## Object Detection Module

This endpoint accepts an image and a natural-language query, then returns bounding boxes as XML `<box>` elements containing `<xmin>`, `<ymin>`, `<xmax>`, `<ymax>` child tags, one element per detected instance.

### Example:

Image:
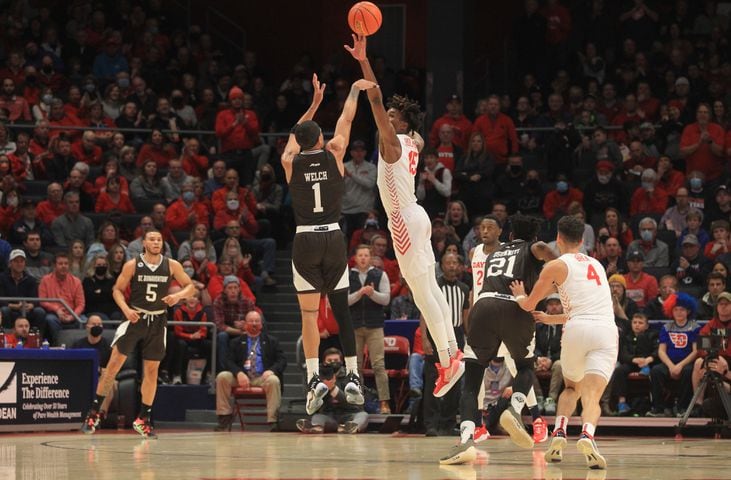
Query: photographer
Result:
<box><xmin>296</xmin><ymin>348</ymin><xmax>368</xmax><ymax>434</ymax></box>
<box><xmin>689</xmin><ymin>292</ymin><xmax>731</xmax><ymax>417</ymax></box>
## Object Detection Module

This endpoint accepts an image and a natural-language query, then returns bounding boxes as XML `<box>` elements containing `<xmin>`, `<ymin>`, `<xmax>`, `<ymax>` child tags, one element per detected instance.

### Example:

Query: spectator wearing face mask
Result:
<box><xmin>629</xmin><ymin>168</ymin><xmax>668</xmax><ymax>216</ymax></box>
<box><xmin>72</xmin><ymin>315</ymin><xmax>115</xmax><ymax>418</ymax></box>
<box><xmin>686</xmin><ymin>171</ymin><xmax>708</xmax><ymax>213</ymax></box>
<box><xmin>82</xmin><ymin>253</ymin><xmax>121</xmax><ymax>320</ymax></box>
<box><xmin>627</xmin><ymin>217</ymin><xmax>669</xmax><ymax>267</ymax></box>
<box><xmin>542</xmin><ymin>174</ymin><xmax>583</xmax><ymax>220</ymax></box>
<box><xmin>582</xmin><ymin>160</ymin><xmax>626</xmax><ymax>224</ymax></box>
<box><xmin>165</xmin><ymin>181</ymin><xmax>210</xmax><ymax>231</ymax></box>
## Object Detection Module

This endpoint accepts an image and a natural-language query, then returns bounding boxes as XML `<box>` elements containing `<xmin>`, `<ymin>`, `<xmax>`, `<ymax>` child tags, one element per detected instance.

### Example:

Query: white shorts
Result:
<box><xmin>389</xmin><ymin>203</ymin><xmax>434</xmax><ymax>280</ymax></box>
<box><xmin>560</xmin><ymin>321</ymin><xmax>618</xmax><ymax>383</ymax></box>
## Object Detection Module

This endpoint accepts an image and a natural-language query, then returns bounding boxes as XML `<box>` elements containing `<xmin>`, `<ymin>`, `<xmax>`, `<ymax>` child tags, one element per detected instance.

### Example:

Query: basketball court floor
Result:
<box><xmin>2</xmin><ymin>430</ymin><xmax>729</xmax><ymax>480</ymax></box>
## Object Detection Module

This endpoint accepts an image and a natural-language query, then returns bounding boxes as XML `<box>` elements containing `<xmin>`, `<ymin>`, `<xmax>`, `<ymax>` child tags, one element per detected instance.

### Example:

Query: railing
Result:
<box><xmin>0</xmin><ymin>296</ymin><xmax>82</xmax><ymax>325</ymax></box>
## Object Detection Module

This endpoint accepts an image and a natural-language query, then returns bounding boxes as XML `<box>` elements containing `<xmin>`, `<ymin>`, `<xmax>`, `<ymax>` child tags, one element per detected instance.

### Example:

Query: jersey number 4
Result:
<box><xmin>311</xmin><ymin>182</ymin><xmax>323</xmax><ymax>213</ymax></box>
<box><xmin>586</xmin><ymin>264</ymin><xmax>602</xmax><ymax>286</ymax></box>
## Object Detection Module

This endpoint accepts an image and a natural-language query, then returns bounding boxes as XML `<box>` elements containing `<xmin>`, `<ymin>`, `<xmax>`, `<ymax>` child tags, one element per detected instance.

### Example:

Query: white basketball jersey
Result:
<box><xmin>556</xmin><ymin>253</ymin><xmax>614</xmax><ymax>325</ymax></box>
<box><xmin>377</xmin><ymin>134</ymin><xmax>420</xmax><ymax>214</ymax></box>
<box><xmin>471</xmin><ymin>245</ymin><xmax>489</xmax><ymax>305</ymax></box>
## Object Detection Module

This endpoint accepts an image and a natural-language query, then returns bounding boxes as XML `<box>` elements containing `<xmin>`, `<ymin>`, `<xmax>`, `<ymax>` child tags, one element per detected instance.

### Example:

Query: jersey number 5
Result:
<box><xmin>311</xmin><ymin>182</ymin><xmax>323</xmax><ymax>213</ymax></box>
<box><xmin>408</xmin><ymin>150</ymin><xmax>418</xmax><ymax>175</ymax></box>
<box><xmin>586</xmin><ymin>264</ymin><xmax>602</xmax><ymax>286</ymax></box>
<box><xmin>146</xmin><ymin>284</ymin><xmax>158</xmax><ymax>302</ymax></box>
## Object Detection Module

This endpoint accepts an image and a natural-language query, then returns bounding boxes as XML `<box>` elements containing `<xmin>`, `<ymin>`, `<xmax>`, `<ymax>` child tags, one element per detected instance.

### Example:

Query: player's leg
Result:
<box><xmin>439</xmin><ymin>360</ymin><xmax>484</xmax><ymax>465</ymax></box>
<box><xmin>426</xmin><ymin>273</ymin><xmax>459</xmax><ymax>357</ymax></box>
<box><xmin>328</xmin><ymin>286</ymin><xmax>364</xmax><ymax>404</ymax></box>
<box><xmin>296</xmin><ymin>291</ymin><xmax>330</xmax><ymax>414</ymax></box>
<box><xmin>501</xmin><ymin>342</ymin><xmax>545</xmax><ymax>441</ymax></box>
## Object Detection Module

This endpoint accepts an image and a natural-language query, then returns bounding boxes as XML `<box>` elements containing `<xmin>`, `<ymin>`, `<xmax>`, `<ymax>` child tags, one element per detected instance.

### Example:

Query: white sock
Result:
<box><xmin>582</xmin><ymin>422</ymin><xmax>596</xmax><ymax>437</ymax></box>
<box><xmin>448</xmin><ymin>339</ymin><xmax>459</xmax><ymax>359</ymax></box>
<box><xmin>555</xmin><ymin>415</ymin><xmax>569</xmax><ymax>432</ymax></box>
<box><xmin>344</xmin><ymin>356</ymin><xmax>358</xmax><ymax>375</ymax></box>
<box><xmin>305</xmin><ymin>358</ymin><xmax>319</xmax><ymax>381</ymax></box>
<box><xmin>526</xmin><ymin>387</ymin><xmax>538</xmax><ymax>408</ymax></box>
<box><xmin>436</xmin><ymin>348</ymin><xmax>450</xmax><ymax>367</ymax></box>
<box><xmin>460</xmin><ymin>420</ymin><xmax>475</xmax><ymax>443</ymax></box>
<box><xmin>511</xmin><ymin>392</ymin><xmax>527</xmax><ymax>413</ymax></box>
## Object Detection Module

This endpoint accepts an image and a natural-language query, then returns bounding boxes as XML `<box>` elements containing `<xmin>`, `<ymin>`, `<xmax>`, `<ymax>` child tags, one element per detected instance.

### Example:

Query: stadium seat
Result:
<box><xmin>232</xmin><ymin>386</ymin><xmax>267</xmax><ymax>430</ymax></box>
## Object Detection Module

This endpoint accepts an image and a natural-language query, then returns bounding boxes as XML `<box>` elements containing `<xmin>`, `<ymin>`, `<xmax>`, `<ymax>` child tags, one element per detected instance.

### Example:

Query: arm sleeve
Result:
<box><xmin>370</xmin><ymin>273</ymin><xmax>391</xmax><ymax>306</ymax></box>
<box><xmin>434</xmin><ymin>168</ymin><xmax>452</xmax><ymax>197</ymax></box>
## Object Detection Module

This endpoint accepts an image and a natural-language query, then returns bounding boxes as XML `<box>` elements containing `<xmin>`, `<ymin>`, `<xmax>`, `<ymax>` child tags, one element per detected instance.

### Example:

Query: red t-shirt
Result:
<box><xmin>680</xmin><ymin>122</ymin><xmax>726</xmax><ymax>180</ymax></box>
<box><xmin>623</xmin><ymin>273</ymin><xmax>658</xmax><ymax>308</ymax></box>
<box><xmin>472</xmin><ymin>113</ymin><xmax>519</xmax><ymax>163</ymax></box>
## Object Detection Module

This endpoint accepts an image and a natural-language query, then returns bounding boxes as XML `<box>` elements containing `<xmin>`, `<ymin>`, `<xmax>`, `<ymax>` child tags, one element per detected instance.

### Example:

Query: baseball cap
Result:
<box><xmin>447</xmin><ymin>93</ymin><xmax>461</xmax><ymax>103</ymax></box>
<box><xmin>716</xmin><ymin>184</ymin><xmax>729</xmax><ymax>194</ymax></box>
<box><xmin>350</xmin><ymin>140</ymin><xmax>366</xmax><ymax>150</ymax></box>
<box><xmin>626</xmin><ymin>250</ymin><xmax>644</xmax><ymax>262</ymax></box>
<box><xmin>545</xmin><ymin>293</ymin><xmax>561</xmax><ymax>303</ymax></box>
<box><xmin>681</xmin><ymin>234</ymin><xmax>700</xmax><ymax>246</ymax></box>
<box><xmin>223</xmin><ymin>275</ymin><xmax>239</xmax><ymax>287</ymax></box>
<box><xmin>595</xmin><ymin>160</ymin><xmax>615</xmax><ymax>172</ymax></box>
<box><xmin>675</xmin><ymin>77</ymin><xmax>690</xmax><ymax>86</ymax></box>
<box><xmin>9</xmin><ymin>249</ymin><xmax>26</xmax><ymax>261</ymax></box>
<box><xmin>717</xmin><ymin>292</ymin><xmax>731</xmax><ymax>303</ymax></box>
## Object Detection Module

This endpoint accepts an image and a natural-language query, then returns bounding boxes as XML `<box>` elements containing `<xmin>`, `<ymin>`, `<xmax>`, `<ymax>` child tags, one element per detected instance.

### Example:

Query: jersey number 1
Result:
<box><xmin>586</xmin><ymin>265</ymin><xmax>602</xmax><ymax>286</ymax></box>
<box><xmin>311</xmin><ymin>182</ymin><xmax>323</xmax><ymax>213</ymax></box>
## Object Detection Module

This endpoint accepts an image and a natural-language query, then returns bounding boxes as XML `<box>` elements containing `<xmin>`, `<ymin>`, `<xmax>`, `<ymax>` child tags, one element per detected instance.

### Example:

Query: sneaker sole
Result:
<box><xmin>577</xmin><ymin>438</ymin><xmax>607</xmax><ymax>470</ymax></box>
<box><xmin>433</xmin><ymin>361</ymin><xmax>465</xmax><ymax>398</ymax></box>
<box><xmin>345</xmin><ymin>383</ymin><xmax>365</xmax><ymax>405</ymax></box>
<box><xmin>533</xmin><ymin>430</ymin><xmax>548</xmax><ymax>444</ymax></box>
<box><xmin>439</xmin><ymin>445</ymin><xmax>477</xmax><ymax>465</ymax></box>
<box><xmin>544</xmin><ymin>436</ymin><xmax>566</xmax><ymax>463</ymax></box>
<box><xmin>306</xmin><ymin>384</ymin><xmax>329</xmax><ymax>415</ymax></box>
<box><xmin>499</xmin><ymin>409</ymin><xmax>534</xmax><ymax>449</ymax></box>
<box><xmin>132</xmin><ymin>426</ymin><xmax>157</xmax><ymax>439</ymax></box>
<box><xmin>474</xmin><ymin>432</ymin><xmax>490</xmax><ymax>443</ymax></box>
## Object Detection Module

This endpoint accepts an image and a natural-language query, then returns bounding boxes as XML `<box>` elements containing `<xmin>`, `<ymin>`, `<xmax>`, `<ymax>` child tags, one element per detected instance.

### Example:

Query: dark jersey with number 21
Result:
<box><xmin>129</xmin><ymin>255</ymin><xmax>173</xmax><ymax>311</ymax></box>
<box><xmin>289</xmin><ymin>149</ymin><xmax>343</xmax><ymax>226</ymax></box>
<box><xmin>479</xmin><ymin>240</ymin><xmax>543</xmax><ymax>297</ymax></box>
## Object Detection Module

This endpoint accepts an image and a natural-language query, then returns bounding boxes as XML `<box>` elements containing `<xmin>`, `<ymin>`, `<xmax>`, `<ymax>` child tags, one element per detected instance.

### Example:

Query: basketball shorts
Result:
<box><xmin>560</xmin><ymin>320</ymin><xmax>618</xmax><ymax>383</ymax></box>
<box><xmin>291</xmin><ymin>227</ymin><xmax>349</xmax><ymax>294</ymax></box>
<box><xmin>111</xmin><ymin>309</ymin><xmax>168</xmax><ymax>361</ymax></box>
<box><xmin>389</xmin><ymin>203</ymin><xmax>434</xmax><ymax>280</ymax></box>
<box><xmin>463</xmin><ymin>293</ymin><xmax>536</xmax><ymax>367</ymax></box>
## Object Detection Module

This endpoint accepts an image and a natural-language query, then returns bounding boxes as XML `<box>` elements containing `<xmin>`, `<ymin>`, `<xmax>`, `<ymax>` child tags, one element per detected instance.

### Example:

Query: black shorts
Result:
<box><xmin>111</xmin><ymin>312</ymin><xmax>168</xmax><ymax>361</ymax></box>
<box><xmin>291</xmin><ymin>230</ymin><xmax>349</xmax><ymax>294</ymax></box>
<box><xmin>465</xmin><ymin>297</ymin><xmax>536</xmax><ymax>367</ymax></box>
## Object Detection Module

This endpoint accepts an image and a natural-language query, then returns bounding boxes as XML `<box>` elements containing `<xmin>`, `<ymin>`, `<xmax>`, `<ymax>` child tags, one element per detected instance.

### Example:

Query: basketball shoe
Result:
<box><xmin>306</xmin><ymin>374</ymin><xmax>329</xmax><ymax>415</ymax></box>
<box><xmin>533</xmin><ymin>417</ymin><xmax>548</xmax><ymax>443</ymax></box>
<box><xmin>81</xmin><ymin>411</ymin><xmax>100</xmax><ymax>434</ymax></box>
<box><xmin>499</xmin><ymin>405</ymin><xmax>534</xmax><ymax>449</ymax></box>
<box><xmin>577</xmin><ymin>431</ymin><xmax>607</xmax><ymax>470</ymax></box>
<box><xmin>133</xmin><ymin>417</ymin><xmax>157</xmax><ymax>439</ymax></box>
<box><xmin>439</xmin><ymin>439</ymin><xmax>477</xmax><ymax>465</ymax></box>
<box><xmin>434</xmin><ymin>356</ymin><xmax>465</xmax><ymax>397</ymax></box>
<box><xmin>344</xmin><ymin>372</ymin><xmax>364</xmax><ymax>405</ymax></box>
<box><xmin>296</xmin><ymin>419</ymin><xmax>324</xmax><ymax>434</ymax></box>
<box><xmin>544</xmin><ymin>428</ymin><xmax>567</xmax><ymax>463</ymax></box>
<box><xmin>473</xmin><ymin>424</ymin><xmax>490</xmax><ymax>443</ymax></box>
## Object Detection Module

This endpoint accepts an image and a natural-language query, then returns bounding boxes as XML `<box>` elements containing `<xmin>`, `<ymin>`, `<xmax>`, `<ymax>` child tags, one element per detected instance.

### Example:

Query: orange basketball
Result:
<box><xmin>348</xmin><ymin>2</ymin><xmax>382</xmax><ymax>36</ymax></box>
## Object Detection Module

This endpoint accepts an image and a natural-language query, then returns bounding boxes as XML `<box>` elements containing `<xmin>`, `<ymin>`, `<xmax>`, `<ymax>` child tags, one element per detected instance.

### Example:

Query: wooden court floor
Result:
<box><xmin>1</xmin><ymin>430</ymin><xmax>729</xmax><ymax>480</ymax></box>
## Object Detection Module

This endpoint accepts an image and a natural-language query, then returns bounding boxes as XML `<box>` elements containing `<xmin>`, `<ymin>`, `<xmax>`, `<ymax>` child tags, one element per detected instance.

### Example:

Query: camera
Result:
<box><xmin>697</xmin><ymin>328</ymin><xmax>730</xmax><ymax>361</ymax></box>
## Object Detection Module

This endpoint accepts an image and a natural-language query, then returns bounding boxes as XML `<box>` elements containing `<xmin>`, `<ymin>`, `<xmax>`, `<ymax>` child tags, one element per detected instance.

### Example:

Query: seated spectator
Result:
<box><xmin>535</xmin><ymin>294</ymin><xmax>564</xmax><ymax>416</ymax></box>
<box><xmin>624</xmin><ymin>140</ymin><xmax>657</xmax><ymax>176</ymax></box>
<box><xmin>677</xmin><ymin>209</ymin><xmax>709</xmax><ymax>249</ymax></box>
<box><xmin>416</xmin><ymin>147</ymin><xmax>452</xmax><ymax>220</ymax></box>
<box><xmin>348</xmin><ymin>212</ymin><xmax>388</xmax><ymax>252</ymax></box>
<box><xmin>135</xmin><ymin>129</ymin><xmax>176</xmax><ymax>169</ymax></box>
<box><xmin>68</xmin><ymin>240</ymin><xmax>87</xmax><ymax>279</ymax></box>
<box><xmin>214</xmin><ymin>310</ymin><xmax>285</xmax><ymax>431</ymax></box>
<box><xmin>22</xmin><ymin>231</ymin><xmax>54</xmax><ymax>281</ymax></box>
<box><xmin>95</xmin><ymin>156</ymin><xmax>130</xmax><ymax>195</ymax></box>
<box><xmin>543</xmin><ymin>174</ymin><xmax>583</xmax><ymax>221</ymax></box>
<box><xmin>603</xmin><ymin>207</ymin><xmax>634</xmax><ymax>249</ymax></box>
<box><xmin>147</xmin><ymin>203</ymin><xmax>180</xmax><ymax>250</ymax></box>
<box><xmin>8</xmin><ymin>199</ymin><xmax>53</xmax><ymax>247</ymax></box>
<box><xmin>160</xmin><ymin>158</ymin><xmax>192</xmax><ymax>204</ymax></box>
<box><xmin>672</xmin><ymin>234</ymin><xmax>712</xmax><ymax>298</ymax></box>
<box><xmin>478</xmin><ymin>357</ymin><xmax>514</xmax><ymax>435</ymax></box>
<box><xmin>611</xmin><ymin>313</ymin><xmax>658</xmax><ymax>416</ymax></box>
<box><xmin>623</xmin><ymin>251</ymin><xmax>658</xmax><ymax>309</ymax></box>
<box><xmin>583</xmin><ymin>160</ymin><xmax>626</xmax><ymax>225</ymax></box>
<box><xmin>206</xmin><ymin>256</ymin><xmax>256</xmax><ymax>306</ymax></box>
<box><xmin>118</xmin><ymin>145</ymin><xmax>138</xmax><ymax>182</ymax></box>
<box><xmin>0</xmin><ymin>185</ymin><xmax>21</xmax><ymax>235</ymax></box>
<box><xmin>36</xmin><ymin>182</ymin><xmax>65</xmax><ymax>226</ymax></box>
<box><xmin>166</xmin><ymin>182</ymin><xmax>210</xmax><ymax>231</ymax></box>
<box><xmin>648</xmin><ymin>293</ymin><xmax>700</xmax><ymax>417</ymax></box>
<box><xmin>64</xmin><ymin>165</ymin><xmax>96</xmax><ymax>211</ymax></box>
<box><xmin>568</xmin><ymin>203</ymin><xmax>595</xmax><ymax>254</ymax></box>
<box><xmin>697</xmin><ymin>272</ymin><xmax>726</xmax><ymax>320</ymax></box>
<box><xmin>51</xmin><ymin>191</ymin><xmax>94</xmax><ymax>248</ymax></box>
<box><xmin>203</xmin><ymin>159</ymin><xmax>227</xmax><ymax>198</ymax></box>
<box><xmin>211</xmin><ymin>169</ymin><xmax>258</xmax><ymax>214</ymax></box>
<box><xmin>171</xmin><ymin>291</ymin><xmax>212</xmax><ymax>384</ymax></box>
<box><xmin>188</xmin><ymin>238</ymin><xmax>218</xmax><ymax>285</ymax></box>
<box><xmin>315</xmin><ymin>294</ymin><xmax>341</xmax><ymax>357</ymax></box>
<box><xmin>82</xmin><ymin>254</ymin><xmax>121</xmax><ymax>320</ymax></box>
<box><xmin>85</xmin><ymin>221</ymin><xmax>126</xmax><ymax>264</ymax></box>
<box><xmin>129</xmin><ymin>158</ymin><xmax>167</xmax><ymax>205</ymax></box>
<box><xmin>177</xmin><ymin>223</ymin><xmax>216</xmax><ymax>263</ymax></box>
<box><xmin>704</xmin><ymin>220</ymin><xmax>731</xmax><ymax>261</ymax></box>
<box><xmin>213</xmin><ymin>275</ymin><xmax>257</xmax><ymax>370</ymax></box>
<box><xmin>0</xmin><ymin>249</ymin><xmax>47</xmax><ymax>336</ymax></box>
<box><xmin>656</xmin><ymin>155</ymin><xmax>685</xmax><ymax>200</ymax></box>
<box><xmin>627</xmin><ymin>217</ymin><xmax>669</xmax><ymax>267</ymax></box>
<box><xmin>341</xmin><ymin>140</ymin><xmax>377</xmax><ymax>239</ymax></box>
<box><xmin>2</xmin><ymin>316</ymin><xmax>33</xmax><ymax>348</ymax></box>
<box><xmin>9</xmin><ymin>132</ymin><xmax>43</xmax><ymax>182</ymax></box>
<box><xmin>180</xmin><ymin>137</ymin><xmax>208</xmax><ymax>179</ymax></box>
<box><xmin>71</xmin><ymin>315</ymin><xmax>114</xmax><ymax>417</ymax></box>
<box><xmin>407</xmin><ymin>323</ymin><xmax>424</xmax><ymax>405</ymax></box>
<box><xmin>599</xmin><ymin>236</ymin><xmax>628</xmax><ymax>276</ymax></box>
<box><xmin>705</xmin><ymin>184</ymin><xmax>731</xmax><ymax>228</ymax></box>
<box><xmin>296</xmin><ymin>348</ymin><xmax>368</xmax><ymax>434</ymax></box>
<box><xmin>95</xmin><ymin>175</ymin><xmax>135</xmax><ymax>213</ymax></box>
<box><xmin>661</xmin><ymin>187</ymin><xmax>691</xmax><ymax>236</ymax></box>
<box><xmin>251</xmin><ymin>163</ymin><xmax>284</xmax><ymax>241</ymax></box>
<box><xmin>645</xmin><ymin>275</ymin><xmax>677</xmax><ymax>321</ymax></box>
<box><xmin>127</xmin><ymin>216</ymin><xmax>173</xmax><ymax>259</ymax></box>
<box><xmin>106</xmin><ymin>242</ymin><xmax>127</xmax><ymax>277</ymax></box>
<box><xmin>43</xmin><ymin>135</ymin><xmax>77</xmax><ymax>182</ymax></box>
<box><xmin>47</xmin><ymin>99</ymin><xmax>84</xmax><ymax>141</ymax></box>
<box><xmin>689</xmin><ymin>292</ymin><xmax>731</xmax><ymax>416</ymax></box>
<box><xmin>630</xmin><ymin>169</ymin><xmax>668</xmax><ymax>217</ymax></box>
<box><xmin>445</xmin><ymin>200</ymin><xmax>471</xmax><ymax>241</ymax></box>
<box><xmin>39</xmin><ymin>253</ymin><xmax>85</xmax><ymax>343</ymax></box>
<box><xmin>219</xmin><ymin>239</ymin><xmax>259</xmax><ymax>291</ymax></box>
<box><xmin>71</xmin><ymin>130</ymin><xmax>102</xmax><ymax>166</ymax></box>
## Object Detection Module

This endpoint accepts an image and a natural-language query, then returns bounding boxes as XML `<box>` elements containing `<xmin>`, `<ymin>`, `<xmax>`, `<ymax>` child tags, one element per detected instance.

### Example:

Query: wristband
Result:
<box><xmin>290</xmin><ymin>124</ymin><xmax>299</xmax><ymax>135</ymax></box>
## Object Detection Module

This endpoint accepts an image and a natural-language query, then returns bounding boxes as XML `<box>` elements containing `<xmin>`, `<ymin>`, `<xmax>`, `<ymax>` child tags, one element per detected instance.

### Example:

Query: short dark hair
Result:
<box><xmin>143</xmin><ymin>229</ymin><xmax>162</xmax><ymax>240</ymax></box>
<box><xmin>481</xmin><ymin>214</ymin><xmax>501</xmax><ymax>225</ymax></box>
<box><xmin>510</xmin><ymin>214</ymin><xmax>540</xmax><ymax>241</ymax></box>
<box><xmin>708</xmin><ymin>271</ymin><xmax>726</xmax><ymax>285</ymax></box>
<box><xmin>294</xmin><ymin>120</ymin><xmax>321</xmax><ymax>150</ymax></box>
<box><xmin>322</xmin><ymin>347</ymin><xmax>343</xmax><ymax>361</ymax></box>
<box><xmin>54</xmin><ymin>252</ymin><xmax>69</xmax><ymax>263</ymax></box>
<box><xmin>558</xmin><ymin>215</ymin><xmax>585</xmax><ymax>244</ymax></box>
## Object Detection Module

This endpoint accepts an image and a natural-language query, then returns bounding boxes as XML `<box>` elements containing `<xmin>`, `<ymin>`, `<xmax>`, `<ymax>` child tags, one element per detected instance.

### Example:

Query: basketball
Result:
<box><xmin>348</xmin><ymin>2</ymin><xmax>382</xmax><ymax>36</ymax></box>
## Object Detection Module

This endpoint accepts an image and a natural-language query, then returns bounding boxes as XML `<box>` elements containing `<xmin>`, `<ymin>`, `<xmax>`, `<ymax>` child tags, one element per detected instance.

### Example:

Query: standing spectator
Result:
<box><xmin>348</xmin><ymin>245</ymin><xmax>391</xmax><ymax>414</ymax></box>
<box><xmin>629</xmin><ymin>169</ymin><xmax>669</xmax><ymax>216</ymax></box>
<box><xmin>611</xmin><ymin>312</ymin><xmax>658</xmax><ymax>416</ymax></box>
<box><xmin>645</xmin><ymin>275</ymin><xmax>677</xmax><ymax>321</ymax></box>
<box><xmin>697</xmin><ymin>272</ymin><xmax>727</xmax><ymax>320</ymax></box>
<box><xmin>627</xmin><ymin>217</ymin><xmax>669</xmax><ymax>267</ymax></box>
<box><xmin>542</xmin><ymin>174</ymin><xmax>583</xmax><ymax>220</ymax></box>
<box><xmin>671</xmin><ymin>234</ymin><xmax>711</xmax><ymax>298</ymax></box>
<box><xmin>680</xmin><ymin>103</ymin><xmax>725</xmax><ymax>181</ymax></box>
<box><xmin>342</xmin><ymin>140</ymin><xmax>377</xmax><ymax>239</ymax></box>
<box><xmin>661</xmin><ymin>187</ymin><xmax>691</xmax><ymax>236</ymax></box>
<box><xmin>471</xmin><ymin>95</ymin><xmax>518</xmax><ymax>165</ymax></box>
<box><xmin>454</xmin><ymin>132</ymin><xmax>495</xmax><ymax>216</ymax></box>
<box><xmin>534</xmin><ymin>294</ymin><xmax>564</xmax><ymax>416</ymax></box>
<box><xmin>0</xmin><ymin>250</ymin><xmax>47</xmax><ymax>335</ymax></box>
<box><xmin>51</xmin><ymin>191</ymin><xmax>94</xmax><ymax>248</ymax></box>
<box><xmin>214</xmin><ymin>310</ymin><xmax>286</xmax><ymax>431</ymax></box>
<box><xmin>416</xmin><ymin>147</ymin><xmax>451</xmax><ymax>220</ymax></box>
<box><xmin>623</xmin><ymin>250</ymin><xmax>659</xmax><ymax>308</ymax></box>
<box><xmin>429</xmin><ymin>94</ymin><xmax>473</xmax><ymax>150</ymax></box>
<box><xmin>215</xmin><ymin>86</ymin><xmax>261</xmax><ymax>187</ymax></box>
<box><xmin>213</xmin><ymin>276</ymin><xmax>257</xmax><ymax>370</ymax></box>
<box><xmin>647</xmin><ymin>293</ymin><xmax>700</xmax><ymax>417</ymax></box>
<box><xmin>39</xmin><ymin>253</ymin><xmax>85</xmax><ymax>342</ymax></box>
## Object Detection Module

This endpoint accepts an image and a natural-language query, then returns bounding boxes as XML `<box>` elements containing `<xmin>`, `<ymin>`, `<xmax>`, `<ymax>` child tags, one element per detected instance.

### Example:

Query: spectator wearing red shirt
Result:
<box><xmin>95</xmin><ymin>175</ymin><xmax>135</xmax><ymax>214</ymax></box>
<box><xmin>136</xmin><ymin>129</ymin><xmax>177</xmax><ymax>168</ymax></box>
<box><xmin>704</xmin><ymin>220</ymin><xmax>731</xmax><ymax>261</ymax></box>
<box><xmin>213</xmin><ymin>191</ymin><xmax>259</xmax><ymax>240</ymax></box>
<box><xmin>94</xmin><ymin>157</ymin><xmax>130</xmax><ymax>195</ymax></box>
<box><xmin>636</xmin><ymin>81</ymin><xmax>660</xmax><ymax>121</ymax></box>
<box><xmin>471</xmin><ymin>95</ymin><xmax>518</xmax><ymax>165</ymax></box>
<box><xmin>681</xmin><ymin>103</ymin><xmax>725</xmax><ymax>181</ymax></box>
<box><xmin>0</xmin><ymin>52</ymin><xmax>26</xmax><ymax>87</ymax></box>
<box><xmin>215</xmin><ymin>86</ymin><xmax>261</xmax><ymax>186</ymax></box>
<box><xmin>172</xmin><ymin>293</ymin><xmax>211</xmax><ymax>377</ymax></box>
<box><xmin>611</xmin><ymin>94</ymin><xmax>646</xmax><ymax>144</ymax></box>
<box><xmin>598</xmin><ymin>83</ymin><xmax>621</xmax><ymax>124</ymax></box>
<box><xmin>211</xmin><ymin>169</ymin><xmax>258</xmax><ymax>215</ymax></box>
<box><xmin>429</xmin><ymin>94</ymin><xmax>473</xmax><ymax>151</ymax></box>
<box><xmin>0</xmin><ymin>78</ymin><xmax>31</xmax><ymax>123</ymax></box>
<box><xmin>189</xmin><ymin>238</ymin><xmax>218</xmax><ymax>286</ymax></box>
<box><xmin>623</xmin><ymin>250</ymin><xmax>658</xmax><ymax>308</ymax></box>
<box><xmin>9</xmin><ymin>133</ymin><xmax>42</xmax><ymax>181</ymax></box>
<box><xmin>541</xmin><ymin>0</ymin><xmax>571</xmax><ymax>46</ymax></box>
<box><xmin>71</xmin><ymin>131</ymin><xmax>103</xmax><ymax>166</ymax></box>
<box><xmin>656</xmin><ymin>155</ymin><xmax>685</xmax><ymax>200</ymax></box>
<box><xmin>29</xmin><ymin>120</ymin><xmax>51</xmax><ymax>159</ymax></box>
<box><xmin>624</xmin><ymin>140</ymin><xmax>657</xmax><ymax>176</ymax></box>
<box><xmin>48</xmin><ymin>99</ymin><xmax>84</xmax><ymax>141</ymax></box>
<box><xmin>180</xmin><ymin>137</ymin><xmax>208</xmax><ymax>178</ymax></box>
<box><xmin>166</xmin><ymin>182</ymin><xmax>210</xmax><ymax>231</ymax></box>
<box><xmin>206</xmin><ymin>255</ymin><xmax>257</xmax><ymax>305</ymax></box>
<box><xmin>432</xmin><ymin>124</ymin><xmax>462</xmax><ymax>173</ymax></box>
<box><xmin>630</xmin><ymin>169</ymin><xmax>668</xmax><ymax>216</ymax></box>
<box><xmin>36</xmin><ymin>182</ymin><xmax>65</xmax><ymax>225</ymax></box>
<box><xmin>317</xmin><ymin>294</ymin><xmax>342</xmax><ymax>356</ymax></box>
<box><xmin>543</xmin><ymin>175</ymin><xmax>583</xmax><ymax>220</ymax></box>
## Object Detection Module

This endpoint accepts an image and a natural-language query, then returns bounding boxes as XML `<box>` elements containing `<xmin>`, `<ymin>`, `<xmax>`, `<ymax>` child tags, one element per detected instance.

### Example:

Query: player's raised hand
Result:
<box><xmin>353</xmin><ymin>79</ymin><xmax>377</xmax><ymax>91</ymax></box>
<box><xmin>344</xmin><ymin>34</ymin><xmax>367</xmax><ymax>61</ymax></box>
<box><xmin>509</xmin><ymin>280</ymin><xmax>526</xmax><ymax>297</ymax></box>
<box><xmin>311</xmin><ymin>73</ymin><xmax>325</xmax><ymax>106</ymax></box>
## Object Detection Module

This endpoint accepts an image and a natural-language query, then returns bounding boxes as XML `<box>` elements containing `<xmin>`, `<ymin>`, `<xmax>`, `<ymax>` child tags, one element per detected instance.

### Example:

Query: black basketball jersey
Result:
<box><xmin>129</xmin><ymin>254</ymin><xmax>173</xmax><ymax>311</ymax></box>
<box><xmin>289</xmin><ymin>149</ymin><xmax>343</xmax><ymax>226</ymax></box>
<box><xmin>479</xmin><ymin>240</ymin><xmax>543</xmax><ymax>296</ymax></box>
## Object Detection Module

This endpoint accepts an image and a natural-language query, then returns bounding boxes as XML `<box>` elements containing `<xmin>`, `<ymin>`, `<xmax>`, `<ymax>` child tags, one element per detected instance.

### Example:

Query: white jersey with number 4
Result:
<box><xmin>377</xmin><ymin>134</ymin><xmax>420</xmax><ymax>214</ymax></box>
<box><xmin>556</xmin><ymin>253</ymin><xmax>614</xmax><ymax>325</ymax></box>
